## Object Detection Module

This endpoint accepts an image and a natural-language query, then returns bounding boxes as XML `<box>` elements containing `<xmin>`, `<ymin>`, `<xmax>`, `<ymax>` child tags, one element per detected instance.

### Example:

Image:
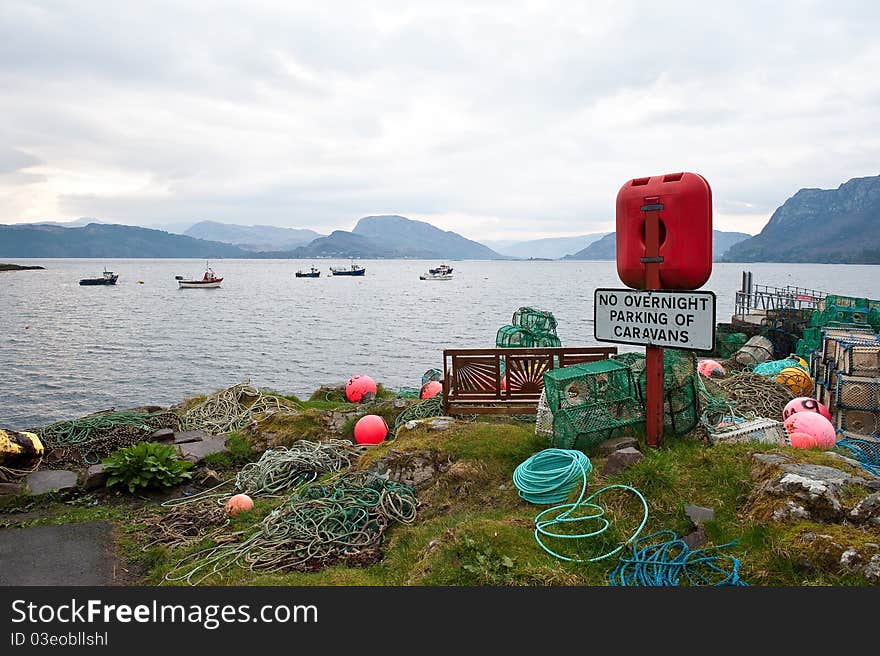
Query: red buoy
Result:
<box><xmin>346</xmin><ymin>374</ymin><xmax>378</xmax><ymax>403</ymax></box>
<box><xmin>354</xmin><ymin>414</ymin><xmax>388</xmax><ymax>445</ymax></box>
<box><xmin>783</xmin><ymin>412</ymin><xmax>836</xmax><ymax>449</ymax></box>
<box><xmin>420</xmin><ymin>381</ymin><xmax>442</xmax><ymax>399</ymax></box>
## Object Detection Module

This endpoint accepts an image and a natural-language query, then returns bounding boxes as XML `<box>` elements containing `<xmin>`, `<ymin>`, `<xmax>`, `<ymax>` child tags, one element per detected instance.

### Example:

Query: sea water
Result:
<box><xmin>1</xmin><ymin>259</ymin><xmax>878</xmax><ymax>428</ymax></box>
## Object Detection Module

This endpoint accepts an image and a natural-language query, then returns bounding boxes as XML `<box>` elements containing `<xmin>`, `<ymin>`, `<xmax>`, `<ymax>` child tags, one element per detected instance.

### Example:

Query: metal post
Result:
<box><xmin>641</xmin><ymin>200</ymin><xmax>664</xmax><ymax>448</ymax></box>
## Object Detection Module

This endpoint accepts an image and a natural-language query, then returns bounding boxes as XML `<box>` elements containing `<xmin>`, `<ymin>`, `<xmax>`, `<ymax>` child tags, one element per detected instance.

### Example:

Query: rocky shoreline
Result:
<box><xmin>0</xmin><ymin>263</ymin><xmax>45</xmax><ymax>271</ymax></box>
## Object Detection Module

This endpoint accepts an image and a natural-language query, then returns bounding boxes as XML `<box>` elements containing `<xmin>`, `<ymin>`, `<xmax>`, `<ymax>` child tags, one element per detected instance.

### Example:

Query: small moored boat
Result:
<box><xmin>295</xmin><ymin>266</ymin><xmax>321</xmax><ymax>278</ymax></box>
<box><xmin>329</xmin><ymin>261</ymin><xmax>365</xmax><ymax>276</ymax></box>
<box><xmin>420</xmin><ymin>263</ymin><xmax>453</xmax><ymax>280</ymax></box>
<box><xmin>176</xmin><ymin>264</ymin><xmax>223</xmax><ymax>288</ymax></box>
<box><xmin>79</xmin><ymin>269</ymin><xmax>119</xmax><ymax>286</ymax></box>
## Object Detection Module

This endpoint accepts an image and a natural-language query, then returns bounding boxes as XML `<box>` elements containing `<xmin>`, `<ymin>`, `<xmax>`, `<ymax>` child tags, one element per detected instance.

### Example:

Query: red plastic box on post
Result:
<box><xmin>616</xmin><ymin>172</ymin><xmax>713</xmax><ymax>291</ymax></box>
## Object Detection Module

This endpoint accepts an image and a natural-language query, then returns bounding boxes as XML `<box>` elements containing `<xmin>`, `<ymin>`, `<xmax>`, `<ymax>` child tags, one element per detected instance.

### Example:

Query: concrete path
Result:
<box><xmin>0</xmin><ymin>521</ymin><xmax>116</xmax><ymax>585</ymax></box>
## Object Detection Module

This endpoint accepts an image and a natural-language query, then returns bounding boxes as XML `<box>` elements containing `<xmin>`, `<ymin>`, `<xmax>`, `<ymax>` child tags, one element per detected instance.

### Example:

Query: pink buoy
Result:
<box><xmin>697</xmin><ymin>359</ymin><xmax>725</xmax><ymax>378</ymax></box>
<box><xmin>346</xmin><ymin>374</ymin><xmax>378</xmax><ymax>403</ymax></box>
<box><xmin>354</xmin><ymin>414</ymin><xmax>388</xmax><ymax>445</ymax></box>
<box><xmin>783</xmin><ymin>411</ymin><xmax>836</xmax><ymax>449</ymax></box>
<box><xmin>224</xmin><ymin>493</ymin><xmax>254</xmax><ymax>516</ymax></box>
<box><xmin>420</xmin><ymin>381</ymin><xmax>442</xmax><ymax>400</ymax></box>
<box><xmin>782</xmin><ymin>396</ymin><xmax>832</xmax><ymax>422</ymax></box>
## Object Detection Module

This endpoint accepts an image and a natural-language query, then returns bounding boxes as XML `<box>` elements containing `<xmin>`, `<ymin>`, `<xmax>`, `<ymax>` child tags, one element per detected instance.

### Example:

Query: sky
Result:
<box><xmin>1</xmin><ymin>1</ymin><xmax>879</xmax><ymax>242</ymax></box>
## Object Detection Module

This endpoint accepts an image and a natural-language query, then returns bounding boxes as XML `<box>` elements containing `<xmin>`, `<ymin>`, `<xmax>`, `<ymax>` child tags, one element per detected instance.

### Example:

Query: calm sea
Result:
<box><xmin>2</xmin><ymin>259</ymin><xmax>878</xmax><ymax>429</ymax></box>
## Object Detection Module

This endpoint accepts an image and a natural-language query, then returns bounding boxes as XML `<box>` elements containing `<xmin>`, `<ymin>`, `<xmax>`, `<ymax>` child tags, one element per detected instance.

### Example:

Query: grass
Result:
<box><xmin>7</xmin><ymin>410</ymin><xmax>878</xmax><ymax>587</ymax></box>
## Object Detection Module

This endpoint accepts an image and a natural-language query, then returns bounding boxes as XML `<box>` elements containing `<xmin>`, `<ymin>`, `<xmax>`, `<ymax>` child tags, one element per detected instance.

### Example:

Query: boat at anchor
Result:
<box><xmin>175</xmin><ymin>263</ymin><xmax>223</xmax><ymax>288</ymax></box>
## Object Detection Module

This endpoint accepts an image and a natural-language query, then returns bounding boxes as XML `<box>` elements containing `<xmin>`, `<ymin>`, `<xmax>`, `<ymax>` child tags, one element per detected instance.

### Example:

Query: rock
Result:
<box><xmin>822</xmin><ymin>451</ymin><xmax>880</xmax><ymax>477</ymax></box>
<box><xmin>601</xmin><ymin>447</ymin><xmax>644</xmax><ymax>477</ymax></box>
<box><xmin>772</xmin><ymin>500</ymin><xmax>810</xmax><ymax>521</ymax></box>
<box><xmin>682</xmin><ymin>527</ymin><xmax>707</xmax><ymax>549</ymax></box>
<box><xmin>172</xmin><ymin>430</ymin><xmax>208</xmax><ymax>445</ymax></box>
<box><xmin>780</xmin><ymin>463</ymin><xmax>867</xmax><ymax>487</ymax></box>
<box><xmin>597</xmin><ymin>436</ymin><xmax>639</xmax><ymax>457</ymax></box>
<box><xmin>426</xmin><ymin>417</ymin><xmax>455</xmax><ymax>431</ymax></box>
<box><xmin>684</xmin><ymin>504</ymin><xmax>715</xmax><ymax>525</ymax></box>
<box><xmin>405</xmin><ymin>420</ymin><xmax>418</xmax><ymax>430</ymax></box>
<box><xmin>82</xmin><ymin>464</ymin><xmax>107</xmax><ymax>490</ymax></box>
<box><xmin>865</xmin><ymin>555</ymin><xmax>880</xmax><ymax>583</ymax></box>
<box><xmin>177</xmin><ymin>436</ymin><xmax>228</xmax><ymax>464</ymax></box>
<box><xmin>392</xmin><ymin>398</ymin><xmax>408</xmax><ymax>409</ymax></box>
<box><xmin>840</xmin><ymin>548</ymin><xmax>861</xmax><ymax>569</ymax></box>
<box><xmin>0</xmin><ymin>482</ymin><xmax>23</xmax><ymax>496</ymax></box>
<box><xmin>752</xmin><ymin>453</ymin><xmax>791</xmax><ymax>467</ymax></box>
<box><xmin>849</xmin><ymin>492</ymin><xmax>880</xmax><ymax>525</ymax></box>
<box><xmin>25</xmin><ymin>470</ymin><xmax>78</xmax><ymax>495</ymax></box>
<box><xmin>151</xmin><ymin>428</ymin><xmax>175</xmax><ymax>442</ymax></box>
<box><xmin>367</xmin><ymin>449</ymin><xmax>451</xmax><ymax>488</ymax></box>
<box><xmin>769</xmin><ymin>472</ymin><xmax>844</xmax><ymax>521</ymax></box>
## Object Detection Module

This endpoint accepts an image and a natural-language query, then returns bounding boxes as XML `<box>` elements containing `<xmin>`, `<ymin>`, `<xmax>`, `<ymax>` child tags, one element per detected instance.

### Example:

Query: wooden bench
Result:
<box><xmin>442</xmin><ymin>346</ymin><xmax>618</xmax><ymax>415</ymax></box>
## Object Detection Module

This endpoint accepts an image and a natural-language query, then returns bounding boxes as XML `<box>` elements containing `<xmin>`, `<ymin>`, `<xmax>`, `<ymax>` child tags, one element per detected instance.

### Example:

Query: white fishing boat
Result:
<box><xmin>420</xmin><ymin>263</ymin><xmax>453</xmax><ymax>280</ymax></box>
<box><xmin>175</xmin><ymin>263</ymin><xmax>223</xmax><ymax>288</ymax></box>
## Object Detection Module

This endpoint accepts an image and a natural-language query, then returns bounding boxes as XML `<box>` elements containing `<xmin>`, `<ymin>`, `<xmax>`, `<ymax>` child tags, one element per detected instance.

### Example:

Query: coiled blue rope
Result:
<box><xmin>609</xmin><ymin>530</ymin><xmax>747</xmax><ymax>586</ymax></box>
<box><xmin>513</xmin><ymin>449</ymin><xmax>649</xmax><ymax>563</ymax></box>
<box><xmin>513</xmin><ymin>448</ymin><xmax>592</xmax><ymax>504</ymax></box>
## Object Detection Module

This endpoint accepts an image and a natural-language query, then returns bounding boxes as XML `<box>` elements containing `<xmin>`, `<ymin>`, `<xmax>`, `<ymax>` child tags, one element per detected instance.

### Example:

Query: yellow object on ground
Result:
<box><xmin>0</xmin><ymin>429</ymin><xmax>44</xmax><ymax>467</ymax></box>
<box><xmin>776</xmin><ymin>367</ymin><xmax>813</xmax><ymax>397</ymax></box>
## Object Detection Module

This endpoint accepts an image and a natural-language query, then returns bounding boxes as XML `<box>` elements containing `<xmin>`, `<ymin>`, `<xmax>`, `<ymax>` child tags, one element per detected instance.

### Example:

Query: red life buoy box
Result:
<box><xmin>616</xmin><ymin>172</ymin><xmax>712</xmax><ymax>290</ymax></box>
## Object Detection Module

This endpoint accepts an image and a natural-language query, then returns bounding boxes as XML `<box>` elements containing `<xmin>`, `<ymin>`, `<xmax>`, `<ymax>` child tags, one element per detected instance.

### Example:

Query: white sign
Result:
<box><xmin>594</xmin><ymin>288</ymin><xmax>716</xmax><ymax>351</ymax></box>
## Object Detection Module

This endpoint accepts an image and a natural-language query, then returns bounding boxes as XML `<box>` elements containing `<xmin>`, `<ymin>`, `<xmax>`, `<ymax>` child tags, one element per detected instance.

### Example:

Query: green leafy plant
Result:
<box><xmin>103</xmin><ymin>442</ymin><xmax>194</xmax><ymax>493</ymax></box>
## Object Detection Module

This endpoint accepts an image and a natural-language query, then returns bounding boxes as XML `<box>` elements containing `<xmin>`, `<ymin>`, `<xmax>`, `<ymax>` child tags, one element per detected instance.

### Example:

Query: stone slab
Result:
<box><xmin>0</xmin><ymin>521</ymin><xmax>115</xmax><ymax>585</ymax></box>
<box><xmin>601</xmin><ymin>447</ymin><xmax>644</xmax><ymax>477</ymax></box>
<box><xmin>25</xmin><ymin>470</ymin><xmax>78</xmax><ymax>495</ymax></box>
<box><xmin>177</xmin><ymin>435</ymin><xmax>228</xmax><ymax>463</ymax></box>
<box><xmin>172</xmin><ymin>430</ymin><xmax>208</xmax><ymax>445</ymax></box>
<box><xmin>597</xmin><ymin>436</ymin><xmax>639</xmax><ymax>457</ymax></box>
<box><xmin>151</xmin><ymin>428</ymin><xmax>175</xmax><ymax>442</ymax></box>
<box><xmin>684</xmin><ymin>504</ymin><xmax>715</xmax><ymax>525</ymax></box>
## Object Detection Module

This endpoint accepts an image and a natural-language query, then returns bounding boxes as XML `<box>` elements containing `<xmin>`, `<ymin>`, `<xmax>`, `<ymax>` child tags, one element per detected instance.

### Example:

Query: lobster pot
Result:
<box><xmin>835</xmin><ymin>408</ymin><xmax>880</xmax><ymax>437</ymax></box>
<box><xmin>815</xmin><ymin>382</ymin><xmax>827</xmax><ymax>409</ymax></box>
<box><xmin>823</xmin><ymin>294</ymin><xmax>869</xmax><ymax>311</ymax></box>
<box><xmin>837</xmin><ymin>344</ymin><xmax>880</xmax><ymax>376</ymax></box>
<box><xmin>732</xmin><ymin>335</ymin><xmax>775</xmax><ymax>368</ymax></box>
<box><xmin>824</xmin><ymin>360</ymin><xmax>838</xmax><ymax>391</ymax></box>
<box><xmin>550</xmin><ymin>397</ymin><xmax>644</xmax><ymax>451</ymax></box>
<box><xmin>707</xmin><ymin>417</ymin><xmax>788</xmax><ymax>446</ymax></box>
<box><xmin>832</xmin><ymin>337</ymin><xmax>880</xmax><ymax>366</ymax></box>
<box><xmin>532</xmin><ymin>333</ymin><xmax>562</xmax><ymax>348</ymax></box>
<box><xmin>535</xmin><ymin>389</ymin><xmax>554</xmax><ymax>442</ymax></box>
<box><xmin>512</xmin><ymin>307</ymin><xmax>558</xmax><ymax>334</ymax></box>
<box><xmin>810</xmin><ymin>351</ymin><xmax>824</xmax><ymax>383</ymax></box>
<box><xmin>495</xmin><ymin>325</ymin><xmax>536</xmax><ymax>348</ymax></box>
<box><xmin>821</xmin><ymin>330</ymin><xmax>876</xmax><ymax>360</ymax></box>
<box><xmin>661</xmin><ymin>377</ymin><xmax>700</xmax><ymax>436</ymax></box>
<box><xmin>834</xmin><ymin>374</ymin><xmax>880</xmax><ymax>410</ymax></box>
<box><xmin>713</xmin><ymin>332</ymin><xmax>749</xmax><ymax>359</ymax></box>
<box><xmin>543</xmin><ymin>360</ymin><xmax>638</xmax><ymax>413</ymax></box>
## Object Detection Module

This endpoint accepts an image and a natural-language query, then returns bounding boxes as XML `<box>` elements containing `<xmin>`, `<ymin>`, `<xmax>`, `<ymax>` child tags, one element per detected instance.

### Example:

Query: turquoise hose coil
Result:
<box><xmin>609</xmin><ymin>530</ymin><xmax>747</xmax><ymax>586</ymax></box>
<box><xmin>513</xmin><ymin>448</ymin><xmax>649</xmax><ymax>563</ymax></box>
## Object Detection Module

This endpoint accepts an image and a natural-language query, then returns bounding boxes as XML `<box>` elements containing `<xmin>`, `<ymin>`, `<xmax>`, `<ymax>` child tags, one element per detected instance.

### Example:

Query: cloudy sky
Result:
<box><xmin>1</xmin><ymin>1</ymin><xmax>878</xmax><ymax>241</ymax></box>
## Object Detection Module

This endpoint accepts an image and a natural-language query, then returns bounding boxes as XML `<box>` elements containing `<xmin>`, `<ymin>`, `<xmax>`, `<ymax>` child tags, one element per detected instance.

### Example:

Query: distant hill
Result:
<box><xmin>484</xmin><ymin>233</ymin><xmax>611</xmax><ymax>259</ymax></box>
<box><xmin>565</xmin><ymin>230</ymin><xmax>751</xmax><ymax>261</ymax></box>
<box><xmin>184</xmin><ymin>220</ymin><xmax>323</xmax><ymax>251</ymax></box>
<box><xmin>0</xmin><ymin>223</ymin><xmax>251</xmax><ymax>258</ymax></box>
<box><xmin>280</xmin><ymin>230</ymin><xmax>405</xmax><ymax>258</ymax></box>
<box><xmin>352</xmin><ymin>215</ymin><xmax>505</xmax><ymax>259</ymax></box>
<box><xmin>722</xmin><ymin>175</ymin><xmax>880</xmax><ymax>263</ymax></box>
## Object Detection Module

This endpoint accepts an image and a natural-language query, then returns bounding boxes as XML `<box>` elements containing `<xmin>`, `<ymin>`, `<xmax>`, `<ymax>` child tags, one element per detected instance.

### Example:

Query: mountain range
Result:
<box><xmin>721</xmin><ymin>174</ymin><xmax>880</xmax><ymax>264</ymax></box>
<box><xmin>3</xmin><ymin>175</ymin><xmax>878</xmax><ymax>262</ymax></box>
<box><xmin>565</xmin><ymin>230</ymin><xmax>752</xmax><ymax>261</ymax></box>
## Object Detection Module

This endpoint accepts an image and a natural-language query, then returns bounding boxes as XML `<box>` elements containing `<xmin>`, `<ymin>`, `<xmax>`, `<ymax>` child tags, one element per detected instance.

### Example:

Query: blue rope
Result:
<box><xmin>513</xmin><ymin>449</ymin><xmax>648</xmax><ymax>563</ymax></box>
<box><xmin>512</xmin><ymin>448</ymin><xmax>592</xmax><ymax>504</ymax></box>
<box><xmin>609</xmin><ymin>530</ymin><xmax>747</xmax><ymax>586</ymax></box>
<box><xmin>836</xmin><ymin>435</ymin><xmax>880</xmax><ymax>477</ymax></box>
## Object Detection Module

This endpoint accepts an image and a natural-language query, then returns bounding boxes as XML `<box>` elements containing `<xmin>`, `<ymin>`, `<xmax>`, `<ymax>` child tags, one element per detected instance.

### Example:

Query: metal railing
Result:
<box><xmin>734</xmin><ymin>271</ymin><xmax>826</xmax><ymax>319</ymax></box>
